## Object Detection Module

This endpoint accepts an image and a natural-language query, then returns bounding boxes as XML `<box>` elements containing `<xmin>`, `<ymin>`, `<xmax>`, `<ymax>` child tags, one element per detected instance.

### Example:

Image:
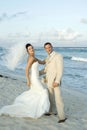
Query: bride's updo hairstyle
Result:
<box><xmin>25</xmin><ymin>43</ymin><xmax>33</xmax><ymax>52</ymax></box>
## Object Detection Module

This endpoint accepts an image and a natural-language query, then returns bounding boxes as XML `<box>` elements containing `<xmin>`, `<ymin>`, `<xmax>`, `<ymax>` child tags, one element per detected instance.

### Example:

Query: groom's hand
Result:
<box><xmin>53</xmin><ymin>82</ymin><xmax>59</xmax><ymax>88</ymax></box>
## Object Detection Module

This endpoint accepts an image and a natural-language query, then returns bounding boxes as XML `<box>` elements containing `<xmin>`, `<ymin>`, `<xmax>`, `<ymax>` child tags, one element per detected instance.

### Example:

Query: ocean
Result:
<box><xmin>0</xmin><ymin>44</ymin><xmax>87</xmax><ymax>94</ymax></box>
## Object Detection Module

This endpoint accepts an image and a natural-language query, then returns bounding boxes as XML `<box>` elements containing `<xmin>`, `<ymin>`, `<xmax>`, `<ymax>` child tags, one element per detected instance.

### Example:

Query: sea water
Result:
<box><xmin>0</xmin><ymin>44</ymin><xmax>87</xmax><ymax>94</ymax></box>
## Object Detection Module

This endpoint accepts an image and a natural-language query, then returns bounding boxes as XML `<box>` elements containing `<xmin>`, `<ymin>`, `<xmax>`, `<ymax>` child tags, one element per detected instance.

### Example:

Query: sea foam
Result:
<box><xmin>71</xmin><ymin>56</ymin><xmax>87</xmax><ymax>62</ymax></box>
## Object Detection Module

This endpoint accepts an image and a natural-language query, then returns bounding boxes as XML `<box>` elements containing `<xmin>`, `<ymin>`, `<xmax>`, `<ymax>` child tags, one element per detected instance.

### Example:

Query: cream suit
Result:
<box><xmin>40</xmin><ymin>51</ymin><xmax>65</xmax><ymax>120</ymax></box>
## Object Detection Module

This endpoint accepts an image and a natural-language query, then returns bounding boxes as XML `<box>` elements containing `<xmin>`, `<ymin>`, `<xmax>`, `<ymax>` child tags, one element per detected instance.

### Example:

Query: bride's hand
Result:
<box><xmin>27</xmin><ymin>80</ymin><xmax>31</xmax><ymax>87</ymax></box>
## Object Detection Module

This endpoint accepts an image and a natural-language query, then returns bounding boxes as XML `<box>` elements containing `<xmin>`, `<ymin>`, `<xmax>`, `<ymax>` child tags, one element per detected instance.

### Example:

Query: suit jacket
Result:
<box><xmin>44</xmin><ymin>51</ymin><xmax>64</xmax><ymax>88</ymax></box>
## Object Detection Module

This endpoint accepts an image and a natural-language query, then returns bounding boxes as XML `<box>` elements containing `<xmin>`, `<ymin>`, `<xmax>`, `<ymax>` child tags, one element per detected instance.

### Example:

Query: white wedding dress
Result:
<box><xmin>0</xmin><ymin>62</ymin><xmax>50</xmax><ymax>118</ymax></box>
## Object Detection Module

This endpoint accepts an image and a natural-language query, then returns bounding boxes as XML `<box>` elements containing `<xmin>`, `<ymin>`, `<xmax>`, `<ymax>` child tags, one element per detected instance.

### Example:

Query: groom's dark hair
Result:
<box><xmin>44</xmin><ymin>42</ymin><xmax>52</xmax><ymax>48</ymax></box>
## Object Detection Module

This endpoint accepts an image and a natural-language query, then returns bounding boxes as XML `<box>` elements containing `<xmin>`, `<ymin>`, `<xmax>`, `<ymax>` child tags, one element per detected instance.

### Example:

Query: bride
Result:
<box><xmin>0</xmin><ymin>43</ymin><xmax>50</xmax><ymax>118</ymax></box>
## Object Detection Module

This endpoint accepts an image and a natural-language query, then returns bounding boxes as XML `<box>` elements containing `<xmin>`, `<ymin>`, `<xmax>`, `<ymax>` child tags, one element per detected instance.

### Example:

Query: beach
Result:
<box><xmin>0</xmin><ymin>0</ymin><xmax>87</xmax><ymax>129</ymax></box>
<box><xmin>0</xmin><ymin>76</ymin><xmax>87</xmax><ymax>130</ymax></box>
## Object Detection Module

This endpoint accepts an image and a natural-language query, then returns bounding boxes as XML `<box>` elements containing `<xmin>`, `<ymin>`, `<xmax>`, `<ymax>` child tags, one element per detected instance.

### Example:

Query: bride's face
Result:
<box><xmin>27</xmin><ymin>46</ymin><xmax>34</xmax><ymax>56</ymax></box>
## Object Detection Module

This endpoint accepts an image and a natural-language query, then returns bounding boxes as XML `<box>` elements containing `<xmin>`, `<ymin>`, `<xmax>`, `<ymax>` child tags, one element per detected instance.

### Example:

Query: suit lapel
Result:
<box><xmin>46</xmin><ymin>51</ymin><xmax>56</xmax><ymax>64</ymax></box>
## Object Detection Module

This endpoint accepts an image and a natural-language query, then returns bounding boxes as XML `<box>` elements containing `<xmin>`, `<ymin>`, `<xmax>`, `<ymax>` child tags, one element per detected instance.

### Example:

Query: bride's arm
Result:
<box><xmin>25</xmin><ymin>57</ymin><xmax>34</xmax><ymax>87</ymax></box>
<box><xmin>36</xmin><ymin>58</ymin><xmax>46</xmax><ymax>64</ymax></box>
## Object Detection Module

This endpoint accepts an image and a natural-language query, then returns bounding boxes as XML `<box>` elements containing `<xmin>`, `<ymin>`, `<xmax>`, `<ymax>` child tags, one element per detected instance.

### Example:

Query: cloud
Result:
<box><xmin>14</xmin><ymin>29</ymin><xmax>81</xmax><ymax>42</ymax></box>
<box><xmin>0</xmin><ymin>29</ymin><xmax>82</xmax><ymax>47</ymax></box>
<box><xmin>37</xmin><ymin>29</ymin><xmax>81</xmax><ymax>41</ymax></box>
<box><xmin>58</xmin><ymin>29</ymin><xmax>81</xmax><ymax>40</ymax></box>
<box><xmin>81</xmin><ymin>18</ymin><xmax>87</xmax><ymax>24</ymax></box>
<box><xmin>0</xmin><ymin>11</ymin><xmax>28</xmax><ymax>22</ymax></box>
<box><xmin>10</xmin><ymin>11</ymin><xmax>27</xmax><ymax>19</ymax></box>
<box><xmin>0</xmin><ymin>13</ymin><xmax>8</xmax><ymax>21</ymax></box>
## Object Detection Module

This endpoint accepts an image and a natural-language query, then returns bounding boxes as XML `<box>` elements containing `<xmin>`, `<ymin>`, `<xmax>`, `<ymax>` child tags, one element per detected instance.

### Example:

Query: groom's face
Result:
<box><xmin>44</xmin><ymin>44</ymin><xmax>53</xmax><ymax>55</ymax></box>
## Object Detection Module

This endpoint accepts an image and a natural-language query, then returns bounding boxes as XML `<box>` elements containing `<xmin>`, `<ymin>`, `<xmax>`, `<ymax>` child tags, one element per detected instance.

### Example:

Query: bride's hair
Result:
<box><xmin>25</xmin><ymin>43</ymin><xmax>33</xmax><ymax>50</ymax></box>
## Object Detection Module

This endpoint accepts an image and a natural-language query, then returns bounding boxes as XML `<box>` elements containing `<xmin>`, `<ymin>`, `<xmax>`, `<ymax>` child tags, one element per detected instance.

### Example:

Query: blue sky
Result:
<box><xmin>0</xmin><ymin>0</ymin><xmax>87</xmax><ymax>47</ymax></box>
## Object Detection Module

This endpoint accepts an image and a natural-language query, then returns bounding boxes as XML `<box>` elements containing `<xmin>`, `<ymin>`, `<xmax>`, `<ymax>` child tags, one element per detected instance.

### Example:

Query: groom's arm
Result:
<box><xmin>54</xmin><ymin>54</ymin><xmax>63</xmax><ymax>86</ymax></box>
<box><xmin>39</xmin><ymin>69</ymin><xmax>46</xmax><ymax>75</ymax></box>
<box><xmin>39</xmin><ymin>69</ymin><xmax>47</xmax><ymax>83</ymax></box>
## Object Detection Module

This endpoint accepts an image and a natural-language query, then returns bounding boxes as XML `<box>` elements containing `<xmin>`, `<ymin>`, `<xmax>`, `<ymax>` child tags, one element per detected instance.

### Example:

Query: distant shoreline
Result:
<box><xmin>0</xmin><ymin>46</ymin><xmax>87</xmax><ymax>48</ymax></box>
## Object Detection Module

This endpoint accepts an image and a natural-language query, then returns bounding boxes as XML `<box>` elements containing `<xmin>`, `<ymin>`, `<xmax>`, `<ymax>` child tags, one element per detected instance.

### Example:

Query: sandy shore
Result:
<box><xmin>0</xmin><ymin>76</ymin><xmax>87</xmax><ymax>130</ymax></box>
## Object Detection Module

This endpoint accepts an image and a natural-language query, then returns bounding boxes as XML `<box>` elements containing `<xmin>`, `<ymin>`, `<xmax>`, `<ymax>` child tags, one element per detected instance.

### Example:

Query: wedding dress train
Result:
<box><xmin>0</xmin><ymin>62</ymin><xmax>50</xmax><ymax>118</ymax></box>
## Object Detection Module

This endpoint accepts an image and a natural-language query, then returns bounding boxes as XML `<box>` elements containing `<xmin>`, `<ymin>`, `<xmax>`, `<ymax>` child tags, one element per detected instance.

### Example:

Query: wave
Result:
<box><xmin>71</xmin><ymin>56</ymin><xmax>87</xmax><ymax>62</ymax></box>
<box><xmin>64</xmin><ymin>56</ymin><xmax>71</xmax><ymax>60</ymax></box>
<box><xmin>55</xmin><ymin>47</ymin><xmax>87</xmax><ymax>53</ymax></box>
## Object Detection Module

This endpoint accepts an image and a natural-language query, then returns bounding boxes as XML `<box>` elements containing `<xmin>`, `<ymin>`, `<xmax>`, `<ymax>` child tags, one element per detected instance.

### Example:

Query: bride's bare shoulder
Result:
<box><xmin>27</xmin><ymin>56</ymin><xmax>35</xmax><ymax>66</ymax></box>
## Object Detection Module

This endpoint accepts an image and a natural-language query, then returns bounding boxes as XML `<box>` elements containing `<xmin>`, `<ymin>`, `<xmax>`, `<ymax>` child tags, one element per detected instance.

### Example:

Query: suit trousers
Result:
<box><xmin>48</xmin><ymin>86</ymin><xmax>65</xmax><ymax>120</ymax></box>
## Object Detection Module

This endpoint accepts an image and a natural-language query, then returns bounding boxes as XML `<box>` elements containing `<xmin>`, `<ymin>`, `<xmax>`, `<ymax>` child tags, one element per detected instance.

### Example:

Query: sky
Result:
<box><xmin>0</xmin><ymin>0</ymin><xmax>87</xmax><ymax>47</ymax></box>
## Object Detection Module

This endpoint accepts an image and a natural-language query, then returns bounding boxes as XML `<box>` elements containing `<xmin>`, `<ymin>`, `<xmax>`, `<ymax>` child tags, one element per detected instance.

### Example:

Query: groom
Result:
<box><xmin>40</xmin><ymin>42</ymin><xmax>67</xmax><ymax>123</ymax></box>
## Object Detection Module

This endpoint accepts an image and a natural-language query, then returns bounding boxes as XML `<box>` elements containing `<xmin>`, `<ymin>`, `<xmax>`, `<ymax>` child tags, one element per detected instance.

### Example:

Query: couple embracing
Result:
<box><xmin>0</xmin><ymin>42</ymin><xmax>67</xmax><ymax>123</ymax></box>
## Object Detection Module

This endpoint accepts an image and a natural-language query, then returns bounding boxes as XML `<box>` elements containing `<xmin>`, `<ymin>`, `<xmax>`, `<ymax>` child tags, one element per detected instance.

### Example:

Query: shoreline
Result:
<box><xmin>0</xmin><ymin>76</ymin><xmax>87</xmax><ymax>130</ymax></box>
